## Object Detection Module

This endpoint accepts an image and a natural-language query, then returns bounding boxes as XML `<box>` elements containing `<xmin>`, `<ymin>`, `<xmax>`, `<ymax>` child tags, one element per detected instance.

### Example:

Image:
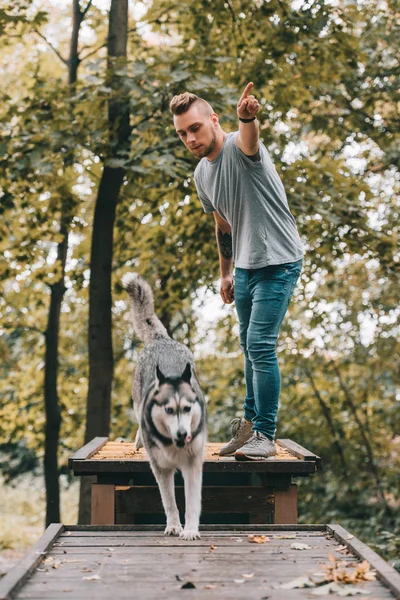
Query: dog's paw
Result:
<box><xmin>179</xmin><ymin>529</ymin><xmax>201</xmax><ymax>541</ymax></box>
<box><xmin>164</xmin><ymin>524</ymin><xmax>182</xmax><ymax>536</ymax></box>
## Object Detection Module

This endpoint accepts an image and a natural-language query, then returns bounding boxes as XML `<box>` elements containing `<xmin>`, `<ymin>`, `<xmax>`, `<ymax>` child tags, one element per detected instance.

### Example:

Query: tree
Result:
<box><xmin>79</xmin><ymin>0</ymin><xmax>130</xmax><ymax>524</ymax></box>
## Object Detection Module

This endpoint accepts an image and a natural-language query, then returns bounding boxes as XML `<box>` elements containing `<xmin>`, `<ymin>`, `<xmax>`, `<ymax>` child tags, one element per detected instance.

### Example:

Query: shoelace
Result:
<box><xmin>246</xmin><ymin>431</ymin><xmax>266</xmax><ymax>447</ymax></box>
<box><xmin>230</xmin><ymin>418</ymin><xmax>242</xmax><ymax>436</ymax></box>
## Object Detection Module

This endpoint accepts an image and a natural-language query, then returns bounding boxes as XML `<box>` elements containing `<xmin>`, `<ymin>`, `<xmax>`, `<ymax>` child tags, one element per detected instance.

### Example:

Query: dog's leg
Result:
<box><xmin>180</xmin><ymin>458</ymin><xmax>203</xmax><ymax>540</ymax></box>
<box><xmin>151</xmin><ymin>464</ymin><xmax>182</xmax><ymax>536</ymax></box>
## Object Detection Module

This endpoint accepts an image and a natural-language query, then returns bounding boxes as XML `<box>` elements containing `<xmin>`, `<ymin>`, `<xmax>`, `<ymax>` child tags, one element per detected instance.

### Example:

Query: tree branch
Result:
<box><xmin>34</xmin><ymin>29</ymin><xmax>68</xmax><ymax>65</ymax></box>
<box><xmin>80</xmin><ymin>40</ymin><xmax>107</xmax><ymax>62</ymax></box>
<box><xmin>81</xmin><ymin>0</ymin><xmax>93</xmax><ymax>18</ymax></box>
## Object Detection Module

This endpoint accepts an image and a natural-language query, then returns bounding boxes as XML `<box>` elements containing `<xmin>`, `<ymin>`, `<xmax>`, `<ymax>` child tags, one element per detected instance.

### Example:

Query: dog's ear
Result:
<box><xmin>156</xmin><ymin>364</ymin><xmax>167</xmax><ymax>385</ymax></box>
<box><xmin>181</xmin><ymin>362</ymin><xmax>192</xmax><ymax>384</ymax></box>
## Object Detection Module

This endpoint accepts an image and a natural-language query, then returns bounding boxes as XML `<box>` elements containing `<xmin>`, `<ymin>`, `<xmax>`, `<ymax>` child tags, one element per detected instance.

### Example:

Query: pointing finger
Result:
<box><xmin>239</xmin><ymin>82</ymin><xmax>254</xmax><ymax>102</ymax></box>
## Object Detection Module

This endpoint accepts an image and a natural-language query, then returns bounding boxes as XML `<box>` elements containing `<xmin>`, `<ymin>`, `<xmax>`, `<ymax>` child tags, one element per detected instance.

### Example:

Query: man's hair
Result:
<box><xmin>170</xmin><ymin>92</ymin><xmax>213</xmax><ymax>116</ymax></box>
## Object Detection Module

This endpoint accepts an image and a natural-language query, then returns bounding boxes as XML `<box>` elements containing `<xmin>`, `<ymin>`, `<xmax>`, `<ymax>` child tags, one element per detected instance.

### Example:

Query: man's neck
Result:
<box><xmin>206</xmin><ymin>129</ymin><xmax>227</xmax><ymax>162</ymax></box>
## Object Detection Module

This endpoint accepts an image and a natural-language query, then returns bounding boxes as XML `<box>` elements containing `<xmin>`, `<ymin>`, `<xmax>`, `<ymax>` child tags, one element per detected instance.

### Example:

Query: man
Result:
<box><xmin>170</xmin><ymin>83</ymin><xmax>303</xmax><ymax>460</ymax></box>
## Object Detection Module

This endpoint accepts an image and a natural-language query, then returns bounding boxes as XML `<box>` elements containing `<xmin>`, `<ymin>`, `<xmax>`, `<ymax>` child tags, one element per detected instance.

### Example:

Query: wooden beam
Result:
<box><xmin>276</xmin><ymin>439</ymin><xmax>322</xmax><ymax>469</ymax></box>
<box><xmin>91</xmin><ymin>483</ymin><xmax>115</xmax><ymax>525</ymax></box>
<box><xmin>0</xmin><ymin>523</ymin><xmax>64</xmax><ymax>600</ymax></box>
<box><xmin>328</xmin><ymin>523</ymin><xmax>400</xmax><ymax>599</ymax></box>
<box><xmin>68</xmin><ymin>436</ymin><xmax>109</xmax><ymax>466</ymax></box>
<box><xmin>273</xmin><ymin>484</ymin><xmax>298</xmax><ymax>524</ymax></box>
<box><xmin>115</xmin><ymin>486</ymin><xmax>275</xmax><ymax>515</ymax></box>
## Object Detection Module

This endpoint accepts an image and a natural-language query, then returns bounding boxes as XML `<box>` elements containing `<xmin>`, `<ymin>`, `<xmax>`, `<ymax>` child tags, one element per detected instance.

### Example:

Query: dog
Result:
<box><xmin>122</xmin><ymin>273</ymin><xmax>207</xmax><ymax>540</ymax></box>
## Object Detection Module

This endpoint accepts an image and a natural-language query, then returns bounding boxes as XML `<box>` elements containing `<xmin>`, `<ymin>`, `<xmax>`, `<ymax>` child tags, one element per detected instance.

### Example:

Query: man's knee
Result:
<box><xmin>247</xmin><ymin>336</ymin><xmax>277</xmax><ymax>365</ymax></box>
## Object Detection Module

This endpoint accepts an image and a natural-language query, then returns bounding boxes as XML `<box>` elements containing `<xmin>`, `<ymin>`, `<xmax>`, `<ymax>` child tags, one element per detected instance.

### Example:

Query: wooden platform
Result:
<box><xmin>1</xmin><ymin>525</ymin><xmax>399</xmax><ymax>600</ymax></box>
<box><xmin>69</xmin><ymin>438</ymin><xmax>321</xmax><ymax>474</ymax></box>
<box><xmin>69</xmin><ymin>438</ymin><xmax>321</xmax><ymax>525</ymax></box>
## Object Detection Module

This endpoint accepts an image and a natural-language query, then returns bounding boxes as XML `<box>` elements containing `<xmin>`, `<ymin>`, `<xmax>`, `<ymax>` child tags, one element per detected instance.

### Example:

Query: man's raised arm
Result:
<box><xmin>236</xmin><ymin>82</ymin><xmax>260</xmax><ymax>157</ymax></box>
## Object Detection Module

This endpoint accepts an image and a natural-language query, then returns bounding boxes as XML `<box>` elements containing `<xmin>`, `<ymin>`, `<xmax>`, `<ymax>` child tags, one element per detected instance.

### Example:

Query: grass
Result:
<box><xmin>0</xmin><ymin>474</ymin><xmax>79</xmax><ymax>552</ymax></box>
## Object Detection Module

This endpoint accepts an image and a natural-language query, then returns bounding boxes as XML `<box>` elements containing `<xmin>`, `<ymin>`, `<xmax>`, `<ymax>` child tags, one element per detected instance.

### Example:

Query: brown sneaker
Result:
<box><xmin>235</xmin><ymin>431</ymin><xmax>277</xmax><ymax>461</ymax></box>
<box><xmin>219</xmin><ymin>418</ymin><xmax>253</xmax><ymax>456</ymax></box>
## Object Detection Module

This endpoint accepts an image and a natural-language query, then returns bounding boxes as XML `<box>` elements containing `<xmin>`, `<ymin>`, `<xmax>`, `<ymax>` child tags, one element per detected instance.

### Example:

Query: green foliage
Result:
<box><xmin>0</xmin><ymin>0</ymin><xmax>398</xmax><ymax>561</ymax></box>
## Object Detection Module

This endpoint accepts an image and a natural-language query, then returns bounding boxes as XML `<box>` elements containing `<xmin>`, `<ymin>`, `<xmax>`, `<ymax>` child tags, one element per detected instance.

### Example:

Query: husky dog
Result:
<box><xmin>122</xmin><ymin>273</ymin><xmax>206</xmax><ymax>540</ymax></box>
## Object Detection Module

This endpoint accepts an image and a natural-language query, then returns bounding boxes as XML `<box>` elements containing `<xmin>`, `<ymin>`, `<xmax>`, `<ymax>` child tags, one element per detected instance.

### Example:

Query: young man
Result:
<box><xmin>170</xmin><ymin>83</ymin><xmax>303</xmax><ymax>460</ymax></box>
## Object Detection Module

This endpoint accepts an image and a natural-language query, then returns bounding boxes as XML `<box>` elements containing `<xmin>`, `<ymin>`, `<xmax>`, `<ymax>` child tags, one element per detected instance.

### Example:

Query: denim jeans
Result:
<box><xmin>234</xmin><ymin>259</ymin><xmax>302</xmax><ymax>440</ymax></box>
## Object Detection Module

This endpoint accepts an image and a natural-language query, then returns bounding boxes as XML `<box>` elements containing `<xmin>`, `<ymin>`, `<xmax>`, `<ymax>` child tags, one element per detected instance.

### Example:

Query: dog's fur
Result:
<box><xmin>122</xmin><ymin>273</ymin><xmax>206</xmax><ymax>540</ymax></box>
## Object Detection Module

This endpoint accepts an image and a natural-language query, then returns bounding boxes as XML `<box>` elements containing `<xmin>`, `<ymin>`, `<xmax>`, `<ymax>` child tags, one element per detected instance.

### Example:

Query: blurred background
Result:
<box><xmin>0</xmin><ymin>0</ymin><xmax>398</xmax><ymax>572</ymax></box>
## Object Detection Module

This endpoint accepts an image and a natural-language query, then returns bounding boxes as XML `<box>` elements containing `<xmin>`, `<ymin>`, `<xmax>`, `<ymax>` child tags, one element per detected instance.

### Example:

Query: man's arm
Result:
<box><xmin>235</xmin><ymin>81</ymin><xmax>260</xmax><ymax>157</ymax></box>
<box><xmin>214</xmin><ymin>211</ymin><xmax>234</xmax><ymax>304</ymax></box>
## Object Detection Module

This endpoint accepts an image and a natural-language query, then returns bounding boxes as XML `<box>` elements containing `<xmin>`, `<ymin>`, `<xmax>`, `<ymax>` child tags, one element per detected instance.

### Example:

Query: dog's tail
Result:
<box><xmin>122</xmin><ymin>273</ymin><xmax>169</xmax><ymax>344</ymax></box>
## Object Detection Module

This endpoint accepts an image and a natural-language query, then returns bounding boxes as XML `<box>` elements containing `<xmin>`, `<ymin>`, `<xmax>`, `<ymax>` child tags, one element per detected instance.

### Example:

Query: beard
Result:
<box><xmin>193</xmin><ymin>130</ymin><xmax>217</xmax><ymax>159</ymax></box>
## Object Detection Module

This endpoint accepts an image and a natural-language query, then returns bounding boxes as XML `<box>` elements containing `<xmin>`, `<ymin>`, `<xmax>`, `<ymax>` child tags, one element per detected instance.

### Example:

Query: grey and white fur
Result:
<box><xmin>122</xmin><ymin>273</ymin><xmax>206</xmax><ymax>540</ymax></box>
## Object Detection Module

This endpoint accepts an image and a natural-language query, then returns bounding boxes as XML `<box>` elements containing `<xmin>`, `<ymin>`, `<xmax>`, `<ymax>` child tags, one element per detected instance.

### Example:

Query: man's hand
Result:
<box><xmin>237</xmin><ymin>82</ymin><xmax>260</xmax><ymax>120</ymax></box>
<box><xmin>220</xmin><ymin>275</ymin><xmax>234</xmax><ymax>304</ymax></box>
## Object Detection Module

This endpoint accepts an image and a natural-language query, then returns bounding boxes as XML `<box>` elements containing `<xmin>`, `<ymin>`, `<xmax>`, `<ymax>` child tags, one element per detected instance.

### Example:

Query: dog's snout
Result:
<box><xmin>175</xmin><ymin>429</ymin><xmax>188</xmax><ymax>447</ymax></box>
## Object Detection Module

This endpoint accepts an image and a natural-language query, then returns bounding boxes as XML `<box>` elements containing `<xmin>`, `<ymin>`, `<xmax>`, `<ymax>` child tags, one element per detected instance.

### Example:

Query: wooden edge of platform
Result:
<box><xmin>69</xmin><ymin>459</ymin><xmax>316</xmax><ymax>475</ymax></box>
<box><xmin>68</xmin><ymin>437</ymin><xmax>109</xmax><ymax>466</ymax></box>
<box><xmin>0</xmin><ymin>523</ymin><xmax>64</xmax><ymax>600</ymax></box>
<box><xmin>327</xmin><ymin>523</ymin><xmax>400</xmax><ymax>600</ymax></box>
<box><xmin>276</xmin><ymin>439</ymin><xmax>322</xmax><ymax>469</ymax></box>
<box><xmin>63</xmin><ymin>523</ymin><xmax>326</xmax><ymax>533</ymax></box>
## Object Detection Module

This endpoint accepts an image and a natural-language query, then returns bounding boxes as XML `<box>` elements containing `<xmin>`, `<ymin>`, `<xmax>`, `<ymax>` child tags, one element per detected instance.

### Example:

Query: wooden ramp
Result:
<box><xmin>1</xmin><ymin>525</ymin><xmax>400</xmax><ymax>600</ymax></box>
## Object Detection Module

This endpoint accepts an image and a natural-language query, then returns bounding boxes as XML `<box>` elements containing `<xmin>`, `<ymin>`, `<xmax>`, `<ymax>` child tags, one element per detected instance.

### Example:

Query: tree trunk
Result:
<box><xmin>79</xmin><ymin>0</ymin><xmax>129</xmax><ymax>524</ymax></box>
<box><xmin>42</xmin><ymin>0</ymin><xmax>88</xmax><ymax>527</ymax></box>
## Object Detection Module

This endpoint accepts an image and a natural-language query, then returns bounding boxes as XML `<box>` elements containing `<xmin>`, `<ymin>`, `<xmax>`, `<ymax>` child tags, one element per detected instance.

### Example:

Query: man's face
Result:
<box><xmin>174</xmin><ymin>105</ymin><xmax>218</xmax><ymax>159</ymax></box>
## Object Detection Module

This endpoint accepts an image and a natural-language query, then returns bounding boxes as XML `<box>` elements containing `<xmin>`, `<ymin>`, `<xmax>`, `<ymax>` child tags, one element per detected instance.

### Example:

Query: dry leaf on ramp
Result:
<box><xmin>291</xmin><ymin>542</ymin><xmax>312</xmax><ymax>550</ymax></box>
<box><xmin>248</xmin><ymin>534</ymin><xmax>269</xmax><ymax>543</ymax></box>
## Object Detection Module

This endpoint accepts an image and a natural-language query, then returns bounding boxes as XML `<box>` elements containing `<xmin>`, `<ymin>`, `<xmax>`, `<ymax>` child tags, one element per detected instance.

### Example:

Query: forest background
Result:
<box><xmin>0</xmin><ymin>0</ymin><xmax>399</xmax><ymax>570</ymax></box>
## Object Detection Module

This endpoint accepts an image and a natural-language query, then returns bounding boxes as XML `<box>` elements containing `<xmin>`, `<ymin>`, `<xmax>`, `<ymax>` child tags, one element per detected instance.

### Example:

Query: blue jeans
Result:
<box><xmin>234</xmin><ymin>260</ymin><xmax>302</xmax><ymax>440</ymax></box>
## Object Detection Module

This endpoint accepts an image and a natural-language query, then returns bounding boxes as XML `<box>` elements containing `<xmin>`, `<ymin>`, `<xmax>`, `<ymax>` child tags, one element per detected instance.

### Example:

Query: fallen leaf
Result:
<box><xmin>280</xmin><ymin>575</ymin><xmax>316</xmax><ymax>589</ymax></box>
<box><xmin>210</xmin><ymin>545</ymin><xmax>216</xmax><ymax>550</ymax></box>
<box><xmin>233</xmin><ymin>579</ymin><xmax>245</xmax><ymax>584</ymax></box>
<box><xmin>242</xmin><ymin>573</ymin><xmax>255</xmax><ymax>578</ymax></box>
<box><xmin>52</xmin><ymin>563</ymin><xmax>62</xmax><ymax>569</ymax></box>
<box><xmin>248</xmin><ymin>534</ymin><xmax>269</xmax><ymax>544</ymax></box>
<box><xmin>274</xmin><ymin>534</ymin><xmax>297</xmax><ymax>539</ymax></box>
<box><xmin>345</xmin><ymin>535</ymin><xmax>354</xmax><ymax>540</ymax></box>
<box><xmin>83</xmin><ymin>574</ymin><xmax>101</xmax><ymax>581</ymax></box>
<box><xmin>311</xmin><ymin>582</ymin><xmax>370</xmax><ymax>596</ymax></box>
<box><xmin>291</xmin><ymin>543</ymin><xmax>312</xmax><ymax>550</ymax></box>
<box><xmin>204</xmin><ymin>584</ymin><xmax>217</xmax><ymax>589</ymax></box>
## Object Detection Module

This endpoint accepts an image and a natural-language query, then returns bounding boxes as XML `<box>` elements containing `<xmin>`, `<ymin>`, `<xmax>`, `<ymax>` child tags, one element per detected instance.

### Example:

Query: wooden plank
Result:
<box><xmin>91</xmin><ymin>484</ymin><xmax>115</xmax><ymax>525</ymax></box>
<box><xmin>10</xmin><ymin>526</ymin><xmax>398</xmax><ymax>600</ymax></box>
<box><xmin>0</xmin><ymin>523</ymin><xmax>63</xmax><ymax>600</ymax></box>
<box><xmin>115</xmin><ymin>486</ymin><xmax>275</xmax><ymax>514</ymax></box>
<box><xmin>276</xmin><ymin>439</ymin><xmax>322</xmax><ymax>469</ymax></box>
<box><xmin>328</xmin><ymin>523</ymin><xmax>400</xmax><ymax>599</ymax></box>
<box><xmin>65</xmin><ymin>523</ymin><xmax>325</xmax><ymax>532</ymax></box>
<box><xmin>273</xmin><ymin>484</ymin><xmax>298</xmax><ymax>524</ymax></box>
<box><xmin>68</xmin><ymin>437</ymin><xmax>109</xmax><ymax>466</ymax></box>
<box><xmin>71</xmin><ymin>458</ymin><xmax>316</xmax><ymax>474</ymax></box>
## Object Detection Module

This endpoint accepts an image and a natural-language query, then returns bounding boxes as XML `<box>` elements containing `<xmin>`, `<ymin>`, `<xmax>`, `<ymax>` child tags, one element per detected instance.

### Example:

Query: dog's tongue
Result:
<box><xmin>186</xmin><ymin>434</ymin><xmax>192</xmax><ymax>443</ymax></box>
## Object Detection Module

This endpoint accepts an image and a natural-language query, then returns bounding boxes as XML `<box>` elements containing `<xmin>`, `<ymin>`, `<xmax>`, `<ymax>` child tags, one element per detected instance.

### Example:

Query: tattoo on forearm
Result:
<box><xmin>217</xmin><ymin>228</ymin><xmax>233</xmax><ymax>260</ymax></box>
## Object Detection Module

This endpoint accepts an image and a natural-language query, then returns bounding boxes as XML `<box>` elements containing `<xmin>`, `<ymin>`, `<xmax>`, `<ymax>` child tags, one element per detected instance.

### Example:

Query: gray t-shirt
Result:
<box><xmin>194</xmin><ymin>132</ymin><xmax>304</xmax><ymax>269</ymax></box>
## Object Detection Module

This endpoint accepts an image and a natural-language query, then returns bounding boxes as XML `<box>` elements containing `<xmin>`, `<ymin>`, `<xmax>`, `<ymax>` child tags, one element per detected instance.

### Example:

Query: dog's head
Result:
<box><xmin>149</xmin><ymin>363</ymin><xmax>203</xmax><ymax>448</ymax></box>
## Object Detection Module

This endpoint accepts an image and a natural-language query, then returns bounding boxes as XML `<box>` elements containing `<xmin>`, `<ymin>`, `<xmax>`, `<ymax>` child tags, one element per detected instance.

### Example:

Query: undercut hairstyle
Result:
<box><xmin>170</xmin><ymin>92</ymin><xmax>213</xmax><ymax>116</ymax></box>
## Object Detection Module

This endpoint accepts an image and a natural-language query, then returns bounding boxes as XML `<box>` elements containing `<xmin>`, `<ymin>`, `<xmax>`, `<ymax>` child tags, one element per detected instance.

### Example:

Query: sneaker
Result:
<box><xmin>218</xmin><ymin>418</ymin><xmax>253</xmax><ymax>456</ymax></box>
<box><xmin>235</xmin><ymin>431</ymin><xmax>277</xmax><ymax>461</ymax></box>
